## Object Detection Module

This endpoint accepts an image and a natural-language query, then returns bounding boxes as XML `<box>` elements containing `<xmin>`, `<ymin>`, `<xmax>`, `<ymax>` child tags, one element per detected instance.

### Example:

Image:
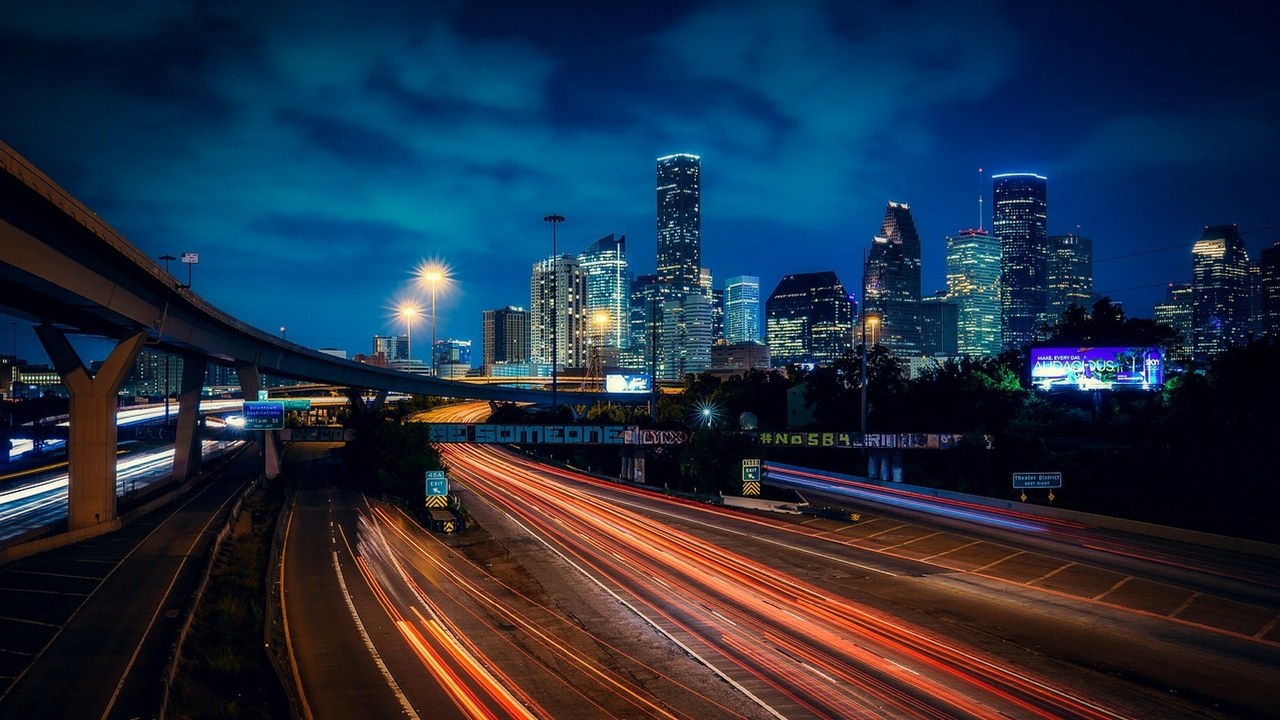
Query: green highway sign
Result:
<box><xmin>281</xmin><ymin>398</ymin><xmax>312</xmax><ymax>411</ymax></box>
<box><xmin>1013</xmin><ymin>472</ymin><xmax>1062</xmax><ymax>489</ymax></box>
<box><xmin>425</xmin><ymin>470</ymin><xmax>448</xmax><ymax>497</ymax></box>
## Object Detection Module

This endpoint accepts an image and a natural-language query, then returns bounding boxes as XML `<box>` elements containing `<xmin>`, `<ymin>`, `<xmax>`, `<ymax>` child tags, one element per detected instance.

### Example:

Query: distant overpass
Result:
<box><xmin>0</xmin><ymin>140</ymin><xmax>632</xmax><ymax>533</ymax></box>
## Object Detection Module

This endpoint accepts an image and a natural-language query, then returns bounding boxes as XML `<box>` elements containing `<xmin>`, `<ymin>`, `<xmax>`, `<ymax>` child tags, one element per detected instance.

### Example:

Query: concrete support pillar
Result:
<box><xmin>35</xmin><ymin>325</ymin><xmax>147</xmax><ymax>530</ymax></box>
<box><xmin>235</xmin><ymin>363</ymin><xmax>279</xmax><ymax>479</ymax></box>
<box><xmin>171</xmin><ymin>357</ymin><xmax>206</xmax><ymax>481</ymax></box>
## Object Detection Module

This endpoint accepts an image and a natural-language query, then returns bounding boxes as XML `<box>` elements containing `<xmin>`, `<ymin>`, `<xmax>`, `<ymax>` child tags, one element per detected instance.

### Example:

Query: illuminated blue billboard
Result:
<box><xmin>606</xmin><ymin>373</ymin><xmax>651</xmax><ymax>394</ymax></box>
<box><xmin>1030</xmin><ymin>347</ymin><xmax>1164</xmax><ymax>391</ymax></box>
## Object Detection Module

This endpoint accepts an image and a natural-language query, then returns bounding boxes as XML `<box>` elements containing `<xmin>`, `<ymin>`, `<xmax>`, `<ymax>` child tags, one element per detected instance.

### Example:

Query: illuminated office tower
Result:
<box><xmin>656</xmin><ymin>153</ymin><xmax>702</xmax><ymax>294</ymax></box>
<box><xmin>1259</xmin><ymin>243</ymin><xmax>1280</xmax><ymax>340</ymax></box>
<box><xmin>1154</xmin><ymin>283</ymin><xmax>1194</xmax><ymax>363</ymax></box>
<box><xmin>626</xmin><ymin>274</ymin><xmax>666</xmax><ymax>375</ymax></box>
<box><xmin>946</xmin><ymin>228</ymin><xmax>1002</xmax><ymax>357</ymax></box>
<box><xmin>993</xmin><ymin>173</ymin><xmax>1048</xmax><ymax>349</ymax></box>
<box><xmin>530</xmin><ymin>254</ymin><xmax>589</xmax><ymax>370</ymax></box>
<box><xmin>482</xmin><ymin>306</ymin><xmax>529</xmax><ymax>371</ymax></box>
<box><xmin>766</xmin><ymin>271</ymin><xmax>855</xmax><ymax>367</ymax></box>
<box><xmin>862</xmin><ymin>202</ymin><xmax>922</xmax><ymax>363</ymax></box>
<box><xmin>921</xmin><ymin>292</ymin><xmax>958</xmax><ymax>358</ymax></box>
<box><xmin>1191</xmin><ymin>224</ymin><xmax>1250</xmax><ymax>360</ymax></box>
<box><xmin>724</xmin><ymin>275</ymin><xmax>761</xmax><ymax>344</ymax></box>
<box><xmin>660</xmin><ymin>292</ymin><xmax>712</xmax><ymax>380</ymax></box>
<box><xmin>1047</xmin><ymin>233</ymin><xmax>1094</xmax><ymax>317</ymax></box>
<box><xmin>577</xmin><ymin>233</ymin><xmax>631</xmax><ymax>348</ymax></box>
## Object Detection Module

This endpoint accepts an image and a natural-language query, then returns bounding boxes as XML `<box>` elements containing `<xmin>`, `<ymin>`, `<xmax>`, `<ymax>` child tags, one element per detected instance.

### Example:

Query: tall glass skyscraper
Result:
<box><xmin>993</xmin><ymin>173</ymin><xmax>1048</xmax><ymax>350</ymax></box>
<box><xmin>862</xmin><ymin>202</ymin><xmax>922</xmax><ymax>363</ymax></box>
<box><xmin>1192</xmin><ymin>224</ymin><xmax>1250</xmax><ymax>360</ymax></box>
<box><xmin>946</xmin><ymin>228</ymin><xmax>1002</xmax><ymax>357</ymax></box>
<box><xmin>577</xmin><ymin>233</ymin><xmax>630</xmax><ymax>349</ymax></box>
<box><xmin>661</xmin><ymin>293</ymin><xmax>712</xmax><ymax>380</ymax></box>
<box><xmin>656</xmin><ymin>154</ymin><xmax>701</xmax><ymax>294</ymax></box>
<box><xmin>1154</xmin><ymin>283</ymin><xmax>1194</xmax><ymax>363</ymax></box>
<box><xmin>765</xmin><ymin>272</ymin><xmax>855</xmax><ymax>367</ymax></box>
<box><xmin>724</xmin><ymin>275</ymin><xmax>761</xmax><ymax>344</ymax></box>
<box><xmin>1047</xmin><ymin>233</ymin><xmax>1094</xmax><ymax>318</ymax></box>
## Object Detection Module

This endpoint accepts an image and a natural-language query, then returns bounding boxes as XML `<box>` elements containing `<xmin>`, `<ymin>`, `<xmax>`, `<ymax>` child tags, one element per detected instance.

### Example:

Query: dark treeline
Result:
<box><xmin>499</xmin><ymin>300</ymin><xmax>1278</xmax><ymax>544</ymax></box>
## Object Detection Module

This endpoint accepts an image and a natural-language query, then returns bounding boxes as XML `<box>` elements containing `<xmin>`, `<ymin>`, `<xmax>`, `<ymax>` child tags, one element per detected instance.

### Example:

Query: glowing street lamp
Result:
<box><xmin>399</xmin><ymin>304</ymin><xmax>419</xmax><ymax>370</ymax></box>
<box><xmin>419</xmin><ymin>265</ymin><xmax>448</xmax><ymax>377</ymax></box>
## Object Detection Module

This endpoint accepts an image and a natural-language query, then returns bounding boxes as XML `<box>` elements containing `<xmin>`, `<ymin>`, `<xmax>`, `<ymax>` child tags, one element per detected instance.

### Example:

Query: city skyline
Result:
<box><xmin>0</xmin><ymin>1</ymin><xmax>1276</xmax><ymax>364</ymax></box>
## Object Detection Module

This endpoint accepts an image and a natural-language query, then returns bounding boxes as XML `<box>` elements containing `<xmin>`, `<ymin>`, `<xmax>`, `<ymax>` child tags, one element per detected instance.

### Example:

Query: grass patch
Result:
<box><xmin>167</xmin><ymin>482</ymin><xmax>289</xmax><ymax>719</ymax></box>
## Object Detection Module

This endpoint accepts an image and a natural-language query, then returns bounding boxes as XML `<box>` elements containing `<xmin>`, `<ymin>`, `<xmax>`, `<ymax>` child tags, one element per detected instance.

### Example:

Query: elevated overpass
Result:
<box><xmin>0</xmin><ymin>140</ymin><xmax>627</xmax><ymax>533</ymax></box>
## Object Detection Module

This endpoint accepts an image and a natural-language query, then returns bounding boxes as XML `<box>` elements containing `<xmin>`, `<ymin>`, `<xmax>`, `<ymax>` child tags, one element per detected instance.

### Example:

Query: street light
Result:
<box><xmin>419</xmin><ymin>265</ymin><xmax>448</xmax><ymax>377</ymax></box>
<box><xmin>543</xmin><ymin>214</ymin><xmax>565</xmax><ymax>412</ymax></box>
<box><xmin>591</xmin><ymin>311</ymin><xmax>610</xmax><ymax>390</ymax></box>
<box><xmin>399</xmin><ymin>304</ymin><xmax>419</xmax><ymax>371</ymax></box>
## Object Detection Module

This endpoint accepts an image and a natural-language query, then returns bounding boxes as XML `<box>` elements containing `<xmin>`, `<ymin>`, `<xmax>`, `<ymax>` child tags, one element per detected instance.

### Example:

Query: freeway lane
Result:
<box><xmin>429</xmin><ymin>402</ymin><xmax>1280</xmax><ymax>718</ymax></box>
<box><xmin>0</xmin><ymin>444</ymin><xmax>258</xmax><ymax>719</ymax></box>
<box><xmin>282</xmin><ymin>442</ymin><xmax>773</xmax><ymax>719</ymax></box>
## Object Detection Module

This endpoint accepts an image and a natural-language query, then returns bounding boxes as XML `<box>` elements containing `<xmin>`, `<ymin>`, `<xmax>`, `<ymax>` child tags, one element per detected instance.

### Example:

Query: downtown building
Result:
<box><xmin>1046</xmin><ymin>233</ymin><xmax>1094</xmax><ymax>318</ymax></box>
<box><xmin>993</xmin><ymin>173</ymin><xmax>1048</xmax><ymax>350</ymax></box>
<box><xmin>861</xmin><ymin>202</ymin><xmax>922</xmax><ymax>365</ymax></box>
<box><xmin>654</xmin><ymin>153</ymin><xmax>711</xmax><ymax>376</ymax></box>
<box><xmin>766</xmin><ymin>271</ymin><xmax>856</xmax><ymax>367</ymax></box>
<box><xmin>1191</xmin><ymin>224</ymin><xmax>1251</xmax><ymax>360</ymax></box>
<box><xmin>1154</xmin><ymin>283</ymin><xmax>1194</xmax><ymax>363</ymax></box>
<box><xmin>945</xmin><ymin>228</ymin><xmax>1002</xmax><ymax>357</ymax></box>
<box><xmin>661</xmin><ymin>293</ymin><xmax>713</xmax><ymax>380</ymax></box>
<box><xmin>577</xmin><ymin>233</ymin><xmax>631</xmax><ymax>349</ymax></box>
<box><xmin>482</xmin><ymin>306</ymin><xmax>529</xmax><ymax>372</ymax></box>
<box><xmin>724</xmin><ymin>275</ymin><xmax>761</xmax><ymax>344</ymax></box>
<box><xmin>1258</xmin><ymin>243</ymin><xmax>1280</xmax><ymax>340</ymax></box>
<box><xmin>530</xmin><ymin>254</ymin><xmax>589</xmax><ymax>370</ymax></box>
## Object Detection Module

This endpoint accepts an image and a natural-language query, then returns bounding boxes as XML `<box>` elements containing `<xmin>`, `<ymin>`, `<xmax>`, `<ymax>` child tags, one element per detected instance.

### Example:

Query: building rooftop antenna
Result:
<box><xmin>978</xmin><ymin>167</ymin><xmax>984</xmax><ymax>232</ymax></box>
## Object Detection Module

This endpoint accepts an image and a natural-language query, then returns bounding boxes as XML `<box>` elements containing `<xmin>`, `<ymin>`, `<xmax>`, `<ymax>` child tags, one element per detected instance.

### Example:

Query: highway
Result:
<box><xmin>0</xmin><ymin>444</ymin><xmax>260</xmax><ymax>719</ymax></box>
<box><xmin>427</xmin><ymin>402</ymin><xmax>1280</xmax><ymax>718</ymax></box>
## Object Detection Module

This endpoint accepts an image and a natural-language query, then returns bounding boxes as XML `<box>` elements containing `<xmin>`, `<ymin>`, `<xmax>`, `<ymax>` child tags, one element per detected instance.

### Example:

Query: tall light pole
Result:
<box><xmin>400</xmin><ymin>305</ymin><xmax>418</xmax><ymax>371</ymax></box>
<box><xmin>543</xmin><ymin>214</ymin><xmax>565</xmax><ymax>412</ymax></box>
<box><xmin>422</xmin><ymin>268</ymin><xmax>445</xmax><ymax>377</ymax></box>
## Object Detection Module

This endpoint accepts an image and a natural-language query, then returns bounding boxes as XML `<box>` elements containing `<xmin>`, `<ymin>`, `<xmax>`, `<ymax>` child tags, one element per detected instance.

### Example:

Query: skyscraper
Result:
<box><xmin>626</xmin><ymin>274</ymin><xmax>666</xmax><ymax>376</ymax></box>
<box><xmin>482</xmin><ymin>306</ymin><xmax>529</xmax><ymax>371</ymax></box>
<box><xmin>661</xmin><ymin>293</ymin><xmax>712</xmax><ymax>380</ymax></box>
<box><xmin>1047</xmin><ymin>233</ymin><xmax>1094</xmax><ymax>318</ymax></box>
<box><xmin>921</xmin><ymin>292</ymin><xmax>958</xmax><ymax>358</ymax></box>
<box><xmin>577</xmin><ymin>233</ymin><xmax>630</xmax><ymax>349</ymax></box>
<box><xmin>656</xmin><ymin>153</ymin><xmax>701</xmax><ymax>294</ymax></box>
<box><xmin>1258</xmin><ymin>243</ymin><xmax>1280</xmax><ymax>340</ymax></box>
<box><xmin>530</xmin><ymin>254</ymin><xmax>589</xmax><ymax>370</ymax></box>
<box><xmin>1154</xmin><ymin>283</ymin><xmax>1194</xmax><ymax>363</ymax></box>
<box><xmin>993</xmin><ymin>173</ymin><xmax>1048</xmax><ymax>350</ymax></box>
<box><xmin>724</xmin><ymin>275</ymin><xmax>761</xmax><ymax>344</ymax></box>
<box><xmin>372</xmin><ymin>335</ymin><xmax>408</xmax><ymax>362</ymax></box>
<box><xmin>1192</xmin><ymin>224</ymin><xmax>1250</xmax><ymax>360</ymax></box>
<box><xmin>862</xmin><ymin>202</ymin><xmax>922</xmax><ymax>364</ymax></box>
<box><xmin>945</xmin><ymin>228</ymin><xmax>1002</xmax><ymax>357</ymax></box>
<box><xmin>765</xmin><ymin>272</ymin><xmax>855</xmax><ymax>367</ymax></box>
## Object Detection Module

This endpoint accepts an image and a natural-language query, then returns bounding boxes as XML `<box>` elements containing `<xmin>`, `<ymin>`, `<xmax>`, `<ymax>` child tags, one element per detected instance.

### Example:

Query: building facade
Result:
<box><xmin>1258</xmin><ymin>243</ymin><xmax>1280</xmax><ymax>340</ymax></box>
<box><xmin>660</xmin><ymin>292</ymin><xmax>712</xmax><ymax>380</ymax></box>
<box><xmin>577</xmin><ymin>233</ymin><xmax>631</xmax><ymax>349</ymax></box>
<box><xmin>482</xmin><ymin>306</ymin><xmax>529</xmax><ymax>371</ymax></box>
<box><xmin>862</xmin><ymin>202</ymin><xmax>922</xmax><ymax>364</ymax></box>
<box><xmin>656</xmin><ymin>153</ymin><xmax>702</xmax><ymax>295</ymax></box>
<box><xmin>921</xmin><ymin>292</ymin><xmax>958</xmax><ymax>358</ymax></box>
<box><xmin>1046</xmin><ymin>233</ymin><xmax>1094</xmax><ymax>318</ymax></box>
<box><xmin>766</xmin><ymin>271</ymin><xmax>855</xmax><ymax>367</ymax></box>
<box><xmin>1192</xmin><ymin>224</ymin><xmax>1251</xmax><ymax>360</ymax></box>
<box><xmin>945</xmin><ymin>228</ymin><xmax>1002</xmax><ymax>357</ymax></box>
<box><xmin>1154</xmin><ymin>282</ymin><xmax>1194</xmax><ymax>363</ymax></box>
<box><xmin>372</xmin><ymin>335</ymin><xmax>408</xmax><ymax>362</ymax></box>
<box><xmin>724</xmin><ymin>275</ymin><xmax>761</xmax><ymax>344</ymax></box>
<box><xmin>993</xmin><ymin>173</ymin><xmax>1048</xmax><ymax>350</ymax></box>
<box><xmin>530</xmin><ymin>254</ymin><xmax>589</xmax><ymax>370</ymax></box>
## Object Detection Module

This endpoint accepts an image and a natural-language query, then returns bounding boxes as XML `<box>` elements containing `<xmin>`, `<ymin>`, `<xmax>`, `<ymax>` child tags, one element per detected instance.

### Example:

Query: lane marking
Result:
<box><xmin>1093</xmin><ymin>576</ymin><xmax>1132</xmax><ymax>601</ymax></box>
<box><xmin>863</xmin><ymin>523</ymin><xmax>910</xmax><ymax>540</ymax></box>
<box><xmin>331</xmin><ymin>550</ymin><xmax>420</xmax><ymax>719</ymax></box>
<box><xmin>1168</xmin><ymin>593</ymin><xmax>1200</xmax><ymax>619</ymax></box>
<box><xmin>1027</xmin><ymin>562</ymin><xmax>1075</xmax><ymax>586</ymax></box>
<box><xmin>1254</xmin><ymin>613</ymin><xmax>1280</xmax><ymax>639</ymax></box>
<box><xmin>974</xmin><ymin>551</ymin><xmax>1025</xmax><ymax>573</ymax></box>
<box><xmin>882</xmin><ymin>531</ymin><xmax>940</xmax><ymax>550</ymax></box>
<box><xmin>922</xmin><ymin>540</ymin><xmax>980</xmax><ymax>561</ymax></box>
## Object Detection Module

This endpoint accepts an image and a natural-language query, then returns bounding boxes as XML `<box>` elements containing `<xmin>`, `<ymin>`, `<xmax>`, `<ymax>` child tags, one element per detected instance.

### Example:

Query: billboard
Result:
<box><xmin>1030</xmin><ymin>347</ymin><xmax>1164</xmax><ymax>391</ymax></box>
<box><xmin>606</xmin><ymin>373</ymin><xmax>652</xmax><ymax>394</ymax></box>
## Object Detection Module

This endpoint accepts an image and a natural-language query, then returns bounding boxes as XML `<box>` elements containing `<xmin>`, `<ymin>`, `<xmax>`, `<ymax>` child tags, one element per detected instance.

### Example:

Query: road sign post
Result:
<box><xmin>1013</xmin><ymin>472</ymin><xmax>1062</xmax><ymax>502</ymax></box>
<box><xmin>425</xmin><ymin>470</ymin><xmax>449</xmax><ymax>508</ymax></box>
<box><xmin>242</xmin><ymin>401</ymin><xmax>285</xmax><ymax>430</ymax></box>
<box><xmin>742</xmin><ymin>458</ymin><xmax>761</xmax><ymax>496</ymax></box>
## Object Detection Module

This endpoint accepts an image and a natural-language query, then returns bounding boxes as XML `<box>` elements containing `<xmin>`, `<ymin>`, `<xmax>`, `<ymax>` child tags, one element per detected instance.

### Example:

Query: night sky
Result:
<box><xmin>2</xmin><ymin>1</ymin><xmax>1277</xmax><ymax>365</ymax></box>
